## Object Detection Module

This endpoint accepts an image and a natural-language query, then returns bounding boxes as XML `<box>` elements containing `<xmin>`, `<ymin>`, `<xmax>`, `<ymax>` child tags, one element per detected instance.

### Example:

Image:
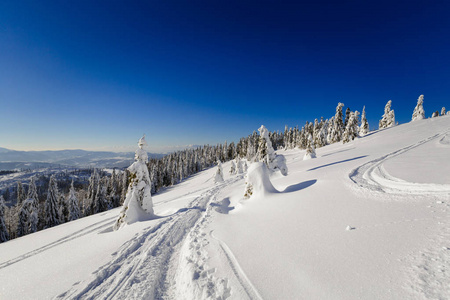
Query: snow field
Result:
<box><xmin>1</xmin><ymin>116</ymin><xmax>450</xmax><ymax>299</ymax></box>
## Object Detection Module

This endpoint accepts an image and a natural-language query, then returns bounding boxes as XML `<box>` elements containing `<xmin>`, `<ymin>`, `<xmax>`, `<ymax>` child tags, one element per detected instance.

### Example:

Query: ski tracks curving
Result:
<box><xmin>349</xmin><ymin>132</ymin><xmax>450</xmax><ymax>197</ymax></box>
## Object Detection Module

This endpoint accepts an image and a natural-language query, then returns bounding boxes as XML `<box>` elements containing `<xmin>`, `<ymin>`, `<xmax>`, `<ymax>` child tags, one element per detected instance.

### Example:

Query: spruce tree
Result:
<box><xmin>67</xmin><ymin>181</ymin><xmax>80</xmax><ymax>221</ymax></box>
<box><xmin>0</xmin><ymin>195</ymin><xmax>9</xmax><ymax>243</ymax></box>
<box><xmin>343</xmin><ymin>111</ymin><xmax>360</xmax><ymax>143</ymax></box>
<box><xmin>441</xmin><ymin>107</ymin><xmax>446</xmax><ymax>116</ymax></box>
<box><xmin>330</xmin><ymin>103</ymin><xmax>345</xmax><ymax>143</ymax></box>
<box><xmin>379</xmin><ymin>100</ymin><xmax>395</xmax><ymax>129</ymax></box>
<box><xmin>16</xmin><ymin>182</ymin><xmax>25</xmax><ymax>205</ymax></box>
<box><xmin>44</xmin><ymin>175</ymin><xmax>60</xmax><ymax>228</ymax></box>
<box><xmin>114</xmin><ymin>135</ymin><xmax>155</xmax><ymax>230</ymax></box>
<box><xmin>17</xmin><ymin>200</ymin><xmax>29</xmax><ymax>237</ymax></box>
<box><xmin>359</xmin><ymin>106</ymin><xmax>369</xmax><ymax>136</ymax></box>
<box><xmin>26</xmin><ymin>177</ymin><xmax>39</xmax><ymax>233</ymax></box>
<box><xmin>214</xmin><ymin>161</ymin><xmax>224</xmax><ymax>183</ymax></box>
<box><xmin>412</xmin><ymin>94</ymin><xmax>425</xmax><ymax>121</ymax></box>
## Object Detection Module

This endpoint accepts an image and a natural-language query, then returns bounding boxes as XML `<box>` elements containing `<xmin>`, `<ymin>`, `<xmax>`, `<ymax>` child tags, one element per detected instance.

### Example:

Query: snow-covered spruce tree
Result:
<box><xmin>26</xmin><ymin>177</ymin><xmax>39</xmax><ymax>233</ymax></box>
<box><xmin>359</xmin><ymin>106</ymin><xmax>369</xmax><ymax>136</ymax></box>
<box><xmin>257</xmin><ymin>125</ymin><xmax>288</xmax><ymax>175</ymax></box>
<box><xmin>379</xmin><ymin>100</ymin><xmax>395</xmax><ymax>129</ymax></box>
<box><xmin>343</xmin><ymin>111</ymin><xmax>360</xmax><ymax>143</ymax></box>
<box><xmin>67</xmin><ymin>181</ymin><xmax>80</xmax><ymax>221</ymax></box>
<box><xmin>344</xmin><ymin>107</ymin><xmax>351</xmax><ymax>127</ymax></box>
<box><xmin>441</xmin><ymin>107</ymin><xmax>446</xmax><ymax>116</ymax></box>
<box><xmin>412</xmin><ymin>94</ymin><xmax>425</xmax><ymax>121</ymax></box>
<box><xmin>236</xmin><ymin>158</ymin><xmax>244</xmax><ymax>174</ymax></box>
<box><xmin>87</xmin><ymin>169</ymin><xmax>99</xmax><ymax>216</ymax></box>
<box><xmin>44</xmin><ymin>175</ymin><xmax>61</xmax><ymax>229</ymax></box>
<box><xmin>114</xmin><ymin>135</ymin><xmax>155</xmax><ymax>230</ymax></box>
<box><xmin>329</xmin><ymin>103</ymin><xmax>345</xmax><ymax>143</ymax></box>
<box><xmin>214</xmin><ymin>161</ymin><xmax>224</xmax><ymax>183</ymax></box>
<box><xmin>59</xmin><ymin>193</ymin><xmax>69</xmax><ymax>224</ymax></box>
<box><xmin>303</xmin><ymin>133</ymin><xmax>316</xmax><ymax>160</ymax></box>
<box><xmin>326</xmin><ymin>116</ymin><xmax>335</xmax><ymax>144</ymax></box>
<box><xmin>0</xmin><ymin>195</ymin><xmax>9</xmax><ymax>243</ymax></box>
<box><xmin>16</xmin><ymin>200</ymin><xmax>29</xmax><ymax>237</ymax></box>
<box><xmin>229</xmin><ymin>160</ymin><xmax>236</xmax><ymax>175</ymax></box>
<box><xmin>16</xmin><ymin>181</ymin><xmax>26</xmax><ymax>205</ymax></box>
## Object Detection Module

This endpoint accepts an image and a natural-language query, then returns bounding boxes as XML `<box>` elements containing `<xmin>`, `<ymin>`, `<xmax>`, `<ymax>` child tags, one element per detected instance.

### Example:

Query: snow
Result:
<box><xmin>1</xmin><ymin>116</ymin><xmax>450</xmax><ymax>299</ymax></box>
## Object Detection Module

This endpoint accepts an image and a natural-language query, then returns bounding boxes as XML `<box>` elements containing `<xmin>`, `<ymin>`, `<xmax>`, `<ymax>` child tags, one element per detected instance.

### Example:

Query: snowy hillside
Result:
<box><xmin>1</xmin><ymin>117</ymin><xmax>450</xmax><ymax>300</ymax></box>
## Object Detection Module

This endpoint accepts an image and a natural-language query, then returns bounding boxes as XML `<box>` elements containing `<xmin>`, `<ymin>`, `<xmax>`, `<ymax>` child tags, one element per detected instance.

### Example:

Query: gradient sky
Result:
<box><xmin>1</xmin><ymin>0</ymin><xmax>449</xmax><ymax>153</ymax></box>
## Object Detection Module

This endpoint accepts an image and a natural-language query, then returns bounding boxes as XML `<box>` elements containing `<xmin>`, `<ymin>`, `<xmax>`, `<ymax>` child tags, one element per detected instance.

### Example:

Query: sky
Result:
<box><xmin>1</xmin><ymin>0</ymin><xmax>449</xmax><ymax>153</ymax></box>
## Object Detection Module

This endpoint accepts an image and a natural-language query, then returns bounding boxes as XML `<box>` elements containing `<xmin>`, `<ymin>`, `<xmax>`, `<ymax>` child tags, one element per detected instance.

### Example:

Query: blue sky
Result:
<box><xmin>1</xmin><ymin>0</ymin><xmax>449</xmax><ymax>152</ymax></box>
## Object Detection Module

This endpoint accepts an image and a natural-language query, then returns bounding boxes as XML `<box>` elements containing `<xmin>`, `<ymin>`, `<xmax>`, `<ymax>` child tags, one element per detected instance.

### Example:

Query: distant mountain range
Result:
<box><xmin>0</xmin><ymin>147</ymin><xmax>164</xmax><ymax>170</ymax></box>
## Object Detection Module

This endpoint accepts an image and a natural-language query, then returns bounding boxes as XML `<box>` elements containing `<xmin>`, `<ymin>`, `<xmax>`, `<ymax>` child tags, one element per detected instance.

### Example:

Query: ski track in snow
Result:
<box><xmin>350</xmin><ymin>129</ymin><xmax>450</xmax><ymax>299</ymax></box>
<box><xmin>349</xmin><ymin>131</ymin><xmax>450</xmax><ymax>197</ymax></box>
<box><xmin>56</xmin><ymin>175</ymin><xmax>255</xmax><ymax>300</ymax></box>
<box><xmin>0</xmin><ymin>217</ymin><xmax>116</xmax><ymax>270</ymax></box>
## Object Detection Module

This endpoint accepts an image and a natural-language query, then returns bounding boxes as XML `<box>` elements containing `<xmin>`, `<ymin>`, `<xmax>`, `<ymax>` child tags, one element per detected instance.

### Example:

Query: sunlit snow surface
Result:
<box><xmin>1</xmin><ymin>116</ymin><xmax>450</xmax><ymax>299</ymax></box>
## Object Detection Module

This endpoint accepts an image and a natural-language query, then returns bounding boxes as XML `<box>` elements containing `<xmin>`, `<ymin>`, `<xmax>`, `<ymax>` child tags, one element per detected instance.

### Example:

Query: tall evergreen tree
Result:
<box><xmin>330</xmin><ymin>103</ymin><xmax>345</xmax><ymax>143</ymax></box>
<box><xmin>379</xmin><ymin>100</ymin><xmax>395</xmax><ymax>129</ymax></box>
<box><xmin>359</xmin><ymin>106</ymin><xmax>369</xmax><ymax>136</ymax></box>
<box><xmin>343</xmin><ymin>111</ymin><xmax>360</xmax><ymax>143</ymax></box>
<box><xmin>26</xmin><ymin>177</ymin><xmax>39</xmax><ymax>233</ymax></box>
<box><xmin>16</xmin><ymin>182</ymin><xmax>26</xmax><ymax>205</ymax></box>
<box><xmin>67</xmin><ymin>181</ymin><xmax>80</xmax><ymax>221</ymax></box>
<box><xmin>45</xmin><ymin>175</ymin><xmax>61</xmax><ymax>228</ymax></box>
<box><xmin>412</xmin><ymin>94</ymin><xmax>425</xmax><ymax>121</ymax></box>
<box><xmin>0</xmin><ymin>195</ymin><xmax>9</xmax><ymax>243</ymax></box>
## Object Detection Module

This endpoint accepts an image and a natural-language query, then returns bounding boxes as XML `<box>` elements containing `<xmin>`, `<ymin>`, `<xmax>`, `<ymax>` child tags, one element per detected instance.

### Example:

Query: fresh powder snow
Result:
<box><xmin>1</xmin><ymin>116</ymin><xmax>450</xmax><ymax>299</ymax></box>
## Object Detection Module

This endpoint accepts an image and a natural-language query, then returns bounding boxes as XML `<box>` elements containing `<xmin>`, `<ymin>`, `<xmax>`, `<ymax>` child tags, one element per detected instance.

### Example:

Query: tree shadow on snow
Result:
<box><xmin>281</xmin><ymin>179</ymin><xmax>317</xmax><ymax>193</ymax></box>
<box><xmin>210</xmin><ymin>198</ymin><xmax>234</xmax><ymax>214</ymax></box>
<box><xmin>307</xmin><ymin>156</ymin><xmax>367</xmax><ymax>171</ymax></box>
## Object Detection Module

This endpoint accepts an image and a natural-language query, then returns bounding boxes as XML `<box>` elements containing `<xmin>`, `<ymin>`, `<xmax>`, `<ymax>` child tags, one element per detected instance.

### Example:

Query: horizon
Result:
<box><xmin>1</xmin><ymin>1</ymin><xmax>449</xmax><ymax>151</ymax></box>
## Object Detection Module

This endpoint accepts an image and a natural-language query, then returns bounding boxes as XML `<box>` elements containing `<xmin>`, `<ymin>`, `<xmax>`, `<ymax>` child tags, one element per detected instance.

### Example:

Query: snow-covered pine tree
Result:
<box><xmin>16</xmin><ymin>182</ymin><xmax>25</xmax><ymax>205</ymax></box>
<box><xmin>236</xmin><ymin>158</ymin><xmax>243</xmax><ymax>174</ymax></box>
<box><xmin>359</xmin><ymin>106</ymin><xmax>369</xmax><ymax>136</ymax></box>
<box><xmin>326</xmin><ymin>116</ymin><xmax>335</xmax><ymax>144</ymax></box>
<box><xmin>87</xmin><ymin>169</ymin><xmax>99</xmax><ymax>215</ymax></box>
<box><xmin>256</xmin><ymin>125</ymin><xmax>274</xmax><ymax>167</ymax></box>
<box><xmin>329</xmin><ymin>103</ymin><xmax>345</xmax><ymax>143</ymax></box>
<box><xmin>114</xmin><ymin>135</ymin><xmax>155</xmax><ymax>230</ymax></box>
<box><xmin>344</xmin><ymin>107</ymin><xmax>351</xmax><ymax>127</ymax></box>
<box><xmin>59</xmin><ymin>193</ymin><xmax>69</xmax><ymax>224</ymax></box>
<box><xmin>44</xmin><ymin>175</ymin><xmax>61</xmax><ymax>229</ymax></box>
<box><xmin>303</xmin><ymin>134</ymin><xmax>316</xmax><ymax>160</ymax></box>
<box><xmin>0</xmin><ymin>195</ymin><xmax>9</xmax><ymax>243</ymax></box>
<box><xmin>412</xmin><ymin>94</ymin><xmax>425</xmax><ymax>121</ymax></box>
<box><xmin>441</xmin><ymin>107</ymin><xmax>446</xmax><ymax>116</ymax></box>
<box><xmin>214</xmin><ymin>161</ymin><xmax>224</xmax><ymax>183</ymax></box>
<box><xmin>343</xmin><ymin>111</ymin><xmax>360</xmax><ymax>143</ymax></box>
<box><xmin>379</xmin><ymin>100</ymin><xmax>395</xmax><ymax>129</ymax></box>
<box><xmin>67</xmin><ymin>180</ymin><xmax>80</xmax><ymax>221</ymax></box>
<box><xmin>229</xmin><ymin>160</ymin><xmax>236</xmax><ymax>175</ymax></box>
<box><xmin>17</xmin><ymin>200</ymin><xmax>30</xmax><ymax>237</ymax></box>
<box><xmin>26</xmin><ymin>177</ymin><xmax>39</xmax><ymax>233</ymax></box>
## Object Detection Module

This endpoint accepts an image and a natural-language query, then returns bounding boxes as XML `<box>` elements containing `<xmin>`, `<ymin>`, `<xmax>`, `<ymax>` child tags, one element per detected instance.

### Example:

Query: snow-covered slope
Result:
<box><xmin>1</xmin><ymin>117</ymin><xmax>450</xmax><ymax>300</ymax></box>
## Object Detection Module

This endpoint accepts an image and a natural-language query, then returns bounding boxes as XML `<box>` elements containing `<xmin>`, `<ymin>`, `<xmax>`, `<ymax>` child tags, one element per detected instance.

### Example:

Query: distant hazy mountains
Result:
<box><xmin>0</xmin><ymin>147</ymin><xmax>164</xmax><ymax>170</ymax></box>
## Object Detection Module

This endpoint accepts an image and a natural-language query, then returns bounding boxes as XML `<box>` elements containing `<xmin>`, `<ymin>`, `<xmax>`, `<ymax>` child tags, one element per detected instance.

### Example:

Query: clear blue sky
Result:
<box><xmin>1</xmin><ymin>0</ymin><xmax>449</xmax><ymax>152</ymax></box>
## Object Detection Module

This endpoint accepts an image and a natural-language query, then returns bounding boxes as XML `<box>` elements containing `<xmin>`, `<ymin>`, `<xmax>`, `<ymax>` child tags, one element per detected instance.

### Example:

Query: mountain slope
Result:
<box><xmin>1</xmin><ymin>116</ymin><xmax>449</xmax><ymax>300</ymax></box>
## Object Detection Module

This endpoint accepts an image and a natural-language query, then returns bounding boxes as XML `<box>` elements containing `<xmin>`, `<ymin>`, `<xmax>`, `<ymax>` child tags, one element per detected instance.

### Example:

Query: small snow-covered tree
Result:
<box><xmin>114</xmin><ymin>135</ymin><xmax>155</xmax><ymax>230</ymax></box>
<box><xmin>256</xmin><ymin>125</ymin><xmax>288</xmax><ymax>175</ymax></box>
<box><xmin>67</xmin><ymin>181</ymin><xmax>80</xmax><ymax>221</ymax></box>
<box><xmin>0</xmin><ymin>195</ymin><xmax>9</xmax><ymax>243</ymax></box>
<box><xmin>17</xmin><ymin>200</ymin><xmax>30</xmax><ymax>237</ymax></box>
<box><xmin>303</xmin><ymin>134</ymin><xmax>316</xmax><ymax>160</ymax></box>
<box><xmin>214</xmin><ymin>161</ymin><xmax>224</xmax><ymax>183</ymax></box>
<box><xmin>236</xmin><ymin>158</ymin><xmax>244</xmax><ymax>174</ymax></box>
<box><xmin>44</xmin><ymin>175</ymin><xmax>60</xmax><ymax>229</ymax></box>
<box><xmin>441</xmin><ymin>107</ymin><xmax>446</xmax><ymax>116</ymax></box>
<box><xmin>359</xmin><ymin>106</ymin><xmax>369</xmax><ymax>136</ymax></box>
<box><xmin>229</xmin><ymin>160</ymin><xmax>236</xmax><ymax>175</ymax></box>
<box><xmin>379</xmin><ymin>100</ymin><xmax>395</xmax><ymax>129</ymax></box>
<box><xmin>343</xmin><ymin>111</ymin><xmax>360</xmax><ymax>143</ymax></box>
<box><xmin>412</xmin><ymin>94</ymin><xmax>425</xmax><ymax>121</ymax></box>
